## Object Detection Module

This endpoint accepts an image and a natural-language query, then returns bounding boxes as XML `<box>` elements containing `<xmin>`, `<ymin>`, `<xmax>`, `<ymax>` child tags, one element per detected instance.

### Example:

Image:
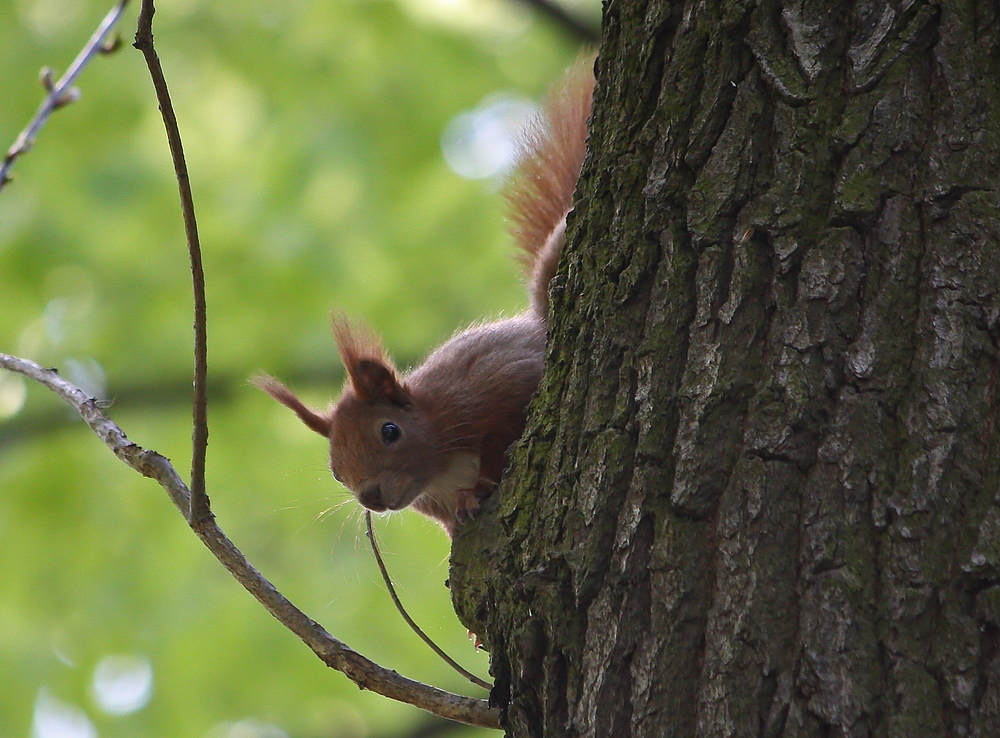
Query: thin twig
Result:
<box><xmin>0</xmin><ymin>354</ymin><xmax>500</xmax><ymax>729</ymax></box>
<box><xmin>365</xmin><ymin>511</ymin><xmax>493</xmax><ymax>691</ymax></box>
<box><xmin>517</xmin><ymin>0</ymin><xmax>600</xmax><ymax>44</ymax></box>
<box><xmin>0</xmin><ymin>0</ymin><xmax>130</xmax><ymax>191</ymax></box>
<box><xmin>132</xmin><ymin>0</ymin><xmax>210</xmax><ymax>524</ymax></box>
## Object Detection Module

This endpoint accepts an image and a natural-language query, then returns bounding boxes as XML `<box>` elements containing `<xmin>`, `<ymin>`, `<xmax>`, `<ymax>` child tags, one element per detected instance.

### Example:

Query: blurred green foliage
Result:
<box><xmin>0</xmin><ymin>0</ymin><xmax>597</xmax><ymax>736</ymax></box>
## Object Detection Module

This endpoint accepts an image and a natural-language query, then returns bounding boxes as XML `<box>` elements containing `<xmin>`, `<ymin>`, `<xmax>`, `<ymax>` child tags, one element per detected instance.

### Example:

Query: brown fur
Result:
<box><xmin>258</xmin><ymin>58</ymin><xmax>595</xmax><ymax>536</ymax></box>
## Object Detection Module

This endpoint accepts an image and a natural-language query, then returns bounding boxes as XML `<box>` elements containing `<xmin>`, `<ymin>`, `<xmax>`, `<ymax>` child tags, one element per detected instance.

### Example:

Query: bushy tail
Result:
<box><xmin>506</xmin><ymin>55</ymin><xmax>595</xmax><ymax>319</ymax></box>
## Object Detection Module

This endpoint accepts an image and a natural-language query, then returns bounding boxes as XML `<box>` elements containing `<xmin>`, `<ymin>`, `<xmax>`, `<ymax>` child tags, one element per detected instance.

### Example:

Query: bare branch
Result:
<box><xmin>0</xmin><ymin>0</ymin><xmax>130</xmax><ymax>191</ymax></box>
<box><xmin>366</xmin><ymin>511</ymin><xmax>493</xmax><ymax>691</ymax></box>
<box><xmin>0</xmin><ymin>353</ymin><xmax>500</xmax><ymax>730</ymax></box>
<box><xmin>132</xmin><ymin>0</ymin><xmax>210</xmax><ymax>524</ymax></box>
<box><xmin>5</xmin><ymin>0</ymin><xmax>499</xmax><ymax>727</ymax></box>
<box><xmin>517</xmin><ymin>0</ymin><xmax>600</xmax><ymax>44</ymax></box>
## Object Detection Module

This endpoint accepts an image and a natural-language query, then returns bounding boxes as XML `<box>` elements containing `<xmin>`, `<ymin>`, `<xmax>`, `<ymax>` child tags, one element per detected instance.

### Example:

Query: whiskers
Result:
<box><xmin>322</xmin><ymin>498</ymin><xmax>371</xmax><ymax>544</ymax></box>
<box><xmin>434</xmin><ymin>419</ymin><xmax>480</xmax><ymax>455</ymax></box>
<box><xmin>332</xmin><ymin>501</ymin><xmax>414</xmax><ymax>554</ymax></box>
<box><xmin>313</xmin><ymin>496</ymin><xmax>356</xmax><ymax>524</ymax></box>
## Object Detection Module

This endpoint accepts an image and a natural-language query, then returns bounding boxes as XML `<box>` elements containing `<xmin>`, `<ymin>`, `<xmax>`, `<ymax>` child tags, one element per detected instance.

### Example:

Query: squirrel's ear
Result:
<box><xmin>352</xmin><ymin>359</ymin><xmax>412</xmax><ymax>407</ymax></box>
<box><xmin>332</xmin><ymin>316</ymin><xmax>410</xmax><ymax>406</ymax></box>
<box><xmin>253</xmin><ymin>374</ymin><xmax>332</xmax><ymax>436</ymax></box>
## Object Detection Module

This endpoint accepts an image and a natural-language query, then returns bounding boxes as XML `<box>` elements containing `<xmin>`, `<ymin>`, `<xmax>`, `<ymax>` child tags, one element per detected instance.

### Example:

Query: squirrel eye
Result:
<box><xmin>380</xmin><ymin>422</ymin><xmax>401</xmax><ymax>445</ymax></box>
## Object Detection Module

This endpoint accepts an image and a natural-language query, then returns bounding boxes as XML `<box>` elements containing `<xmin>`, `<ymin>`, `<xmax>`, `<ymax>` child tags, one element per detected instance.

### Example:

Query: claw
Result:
<box><xmin>454</xmin><ymin>476</ymin><xmax>500</xmax><ymax>524</ymax></box>
<box><xmin>455</xmin><ymin>488</ymin><xmax>481</xmax><ymax>522</ymax></box>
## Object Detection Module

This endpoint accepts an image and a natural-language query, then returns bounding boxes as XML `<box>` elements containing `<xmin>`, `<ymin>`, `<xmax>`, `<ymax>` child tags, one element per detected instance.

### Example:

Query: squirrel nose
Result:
<box><xmin>356</xmin><ymin>483</ymin><xmax>387</xmax><ymax>512</ymax></box>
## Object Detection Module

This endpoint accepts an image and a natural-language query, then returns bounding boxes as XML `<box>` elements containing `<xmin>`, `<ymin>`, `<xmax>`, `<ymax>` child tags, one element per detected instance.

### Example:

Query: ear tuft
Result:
<box><xmin>355</xmin><ymin>359</ymin><xmax>412</xmax><ymax>407</ymax></box>
<box><xmin>332</xmin><ymin>316</ymin><xmax>411</xmax><ymax>406</ymax></box>
<box><xmin>253</xmin><ymin>373</ymin><xmax>331</xmax><ymax>436</ymax></box>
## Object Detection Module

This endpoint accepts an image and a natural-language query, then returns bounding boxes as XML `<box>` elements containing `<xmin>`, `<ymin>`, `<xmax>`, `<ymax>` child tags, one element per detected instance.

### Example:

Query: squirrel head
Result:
<box><xmin>256</xmin><ymin>318</ymin><xmax>443</xmax><ymax>514</ymax></box>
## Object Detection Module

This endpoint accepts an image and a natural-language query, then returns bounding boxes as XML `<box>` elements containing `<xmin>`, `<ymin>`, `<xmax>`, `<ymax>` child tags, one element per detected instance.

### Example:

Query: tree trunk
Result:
<box><xmin>451</xmin><ymin>1</ymin><xmax>1000</xmax><ymax>736</ymax></box>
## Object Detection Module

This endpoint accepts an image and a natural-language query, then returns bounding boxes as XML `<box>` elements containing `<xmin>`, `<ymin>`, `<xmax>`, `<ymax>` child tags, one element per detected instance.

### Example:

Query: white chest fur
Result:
<box><xmin>416</xmin><ymin>452</ymin><xmax>480</xmax><ymax>517</ymax></box>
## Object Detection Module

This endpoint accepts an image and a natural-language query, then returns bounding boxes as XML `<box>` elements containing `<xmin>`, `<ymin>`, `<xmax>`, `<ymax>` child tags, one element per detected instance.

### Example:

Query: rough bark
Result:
<box><xmin>451</xmin><ymin>1</ymin><xmax>1000</xmax><ymax>736</ymax></box>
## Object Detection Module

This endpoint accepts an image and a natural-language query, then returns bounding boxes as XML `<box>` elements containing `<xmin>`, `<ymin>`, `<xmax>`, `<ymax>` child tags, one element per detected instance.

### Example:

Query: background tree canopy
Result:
<box><xmin>0</xmin><ymin>1</ymin><xmax>598</xmax><ymax>735</ymax></box>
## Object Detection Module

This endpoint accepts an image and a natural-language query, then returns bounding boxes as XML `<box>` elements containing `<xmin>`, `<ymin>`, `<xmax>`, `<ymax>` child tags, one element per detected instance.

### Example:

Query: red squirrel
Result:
<box><xmin>257</xmin><ymin>59</ymin><xmax>594</xmax><ymax>536</ymax></box>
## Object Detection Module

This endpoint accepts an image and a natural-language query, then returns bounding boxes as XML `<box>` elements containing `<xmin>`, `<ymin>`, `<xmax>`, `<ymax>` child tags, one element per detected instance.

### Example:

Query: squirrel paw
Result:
<box><xmin>455</xmin><ymin>478</ymin><xmax>498</xmax><ymax>524</ymax></box>
<box><xmin>455</xmin><ymin>488</ymin><xmax>482</xmax><ymax>523</ymax></box>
